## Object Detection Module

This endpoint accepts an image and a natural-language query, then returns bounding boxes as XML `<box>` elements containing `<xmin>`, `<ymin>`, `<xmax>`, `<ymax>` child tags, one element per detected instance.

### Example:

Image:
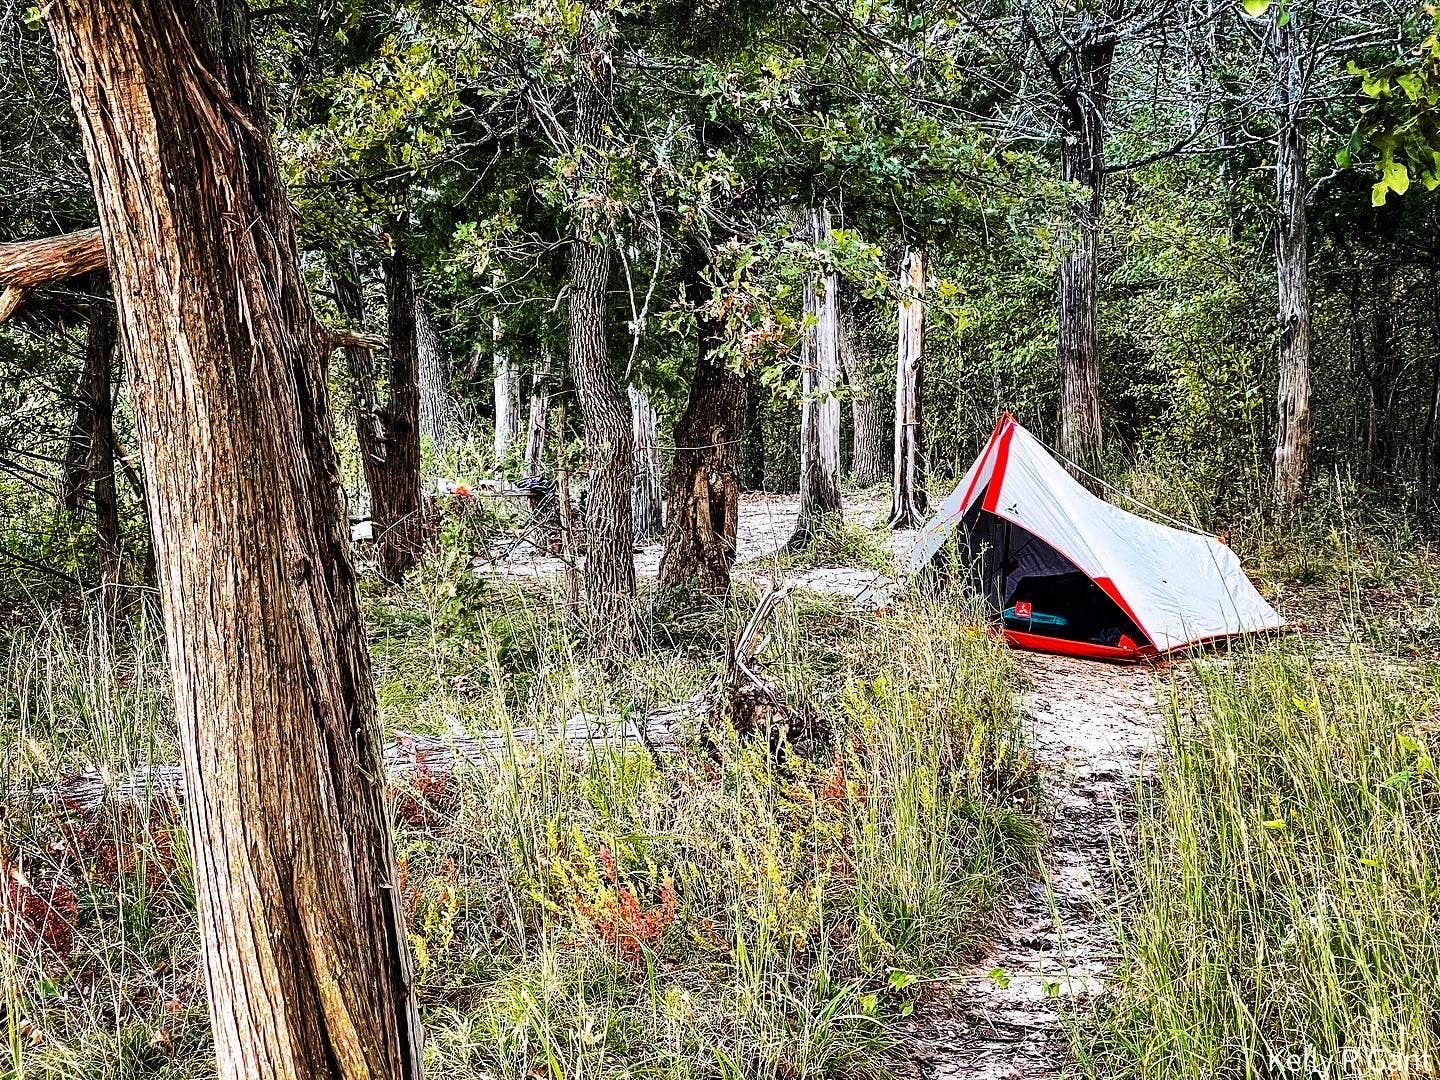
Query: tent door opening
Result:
<box><xmin>957</xmin><ymin>509</ymin><xmax>1150</xmax><ymax>652</ymax></box>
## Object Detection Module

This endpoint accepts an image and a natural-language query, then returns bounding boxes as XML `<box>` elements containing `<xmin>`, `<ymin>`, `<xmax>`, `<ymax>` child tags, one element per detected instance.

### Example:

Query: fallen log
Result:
<box><xmin>32</xmin><ymin>711</ymin><xmax>686</xmax><ymax>814</ymax></box>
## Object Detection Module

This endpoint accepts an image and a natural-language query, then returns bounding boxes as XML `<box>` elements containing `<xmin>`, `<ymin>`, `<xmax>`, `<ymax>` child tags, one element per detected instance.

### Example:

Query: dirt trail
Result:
<box><xmin>904</xmin><ymin>653</ymin><xmax>1163</xmax><ymax>1079</ymax></box>
<box><xmin>476</xmin><ymin>490</ymin><xmax>1165</xmax><ymax>1076</ymax></box>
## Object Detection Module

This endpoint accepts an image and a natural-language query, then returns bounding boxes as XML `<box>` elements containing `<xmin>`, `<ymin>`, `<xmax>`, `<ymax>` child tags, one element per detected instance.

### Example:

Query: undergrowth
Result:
<box><xmin>0</xmin><ymin>568</ymin><xmax>1038</xmax><ymax>1079</ymax></box>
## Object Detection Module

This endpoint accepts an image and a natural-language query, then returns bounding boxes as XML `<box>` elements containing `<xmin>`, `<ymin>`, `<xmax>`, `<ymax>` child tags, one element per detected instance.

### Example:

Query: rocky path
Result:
<box><xmin>904</xmin><ymin>653</ymin><xmax>1163</xmax><ymax>1079</ymax></box>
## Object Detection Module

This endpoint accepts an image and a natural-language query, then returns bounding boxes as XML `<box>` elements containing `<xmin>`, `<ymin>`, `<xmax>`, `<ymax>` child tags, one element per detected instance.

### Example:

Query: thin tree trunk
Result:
<box><xmin>1423</xmin><ymin>270</ymin><xmax>1440</xmax><ymax>501</ymax></box>
<box><xmin>889</xmin><ymin>248</ymin><xmax>928</xmax><ymax>528</ymax></box>
<box><xmin>1365</xmin><ymin>264</ymin><xmax>1397</xmax><ymax>481</ymax></box>
<box><xmin>88</xmin><ymin>303</ymin><xmax>122</xmax><ymax>592</ymax></box>
<box><xmin>630</xmin><ymin>384</ymin><xmax>664</xmax><ymax>539</ymax></box>
<box><xmin>368</xmin><ymin>245</ymin><xmax>426</xmax><ymax>581</ymax></box>
<box><xmin>524</xmin><ymin>346</ymin><xmax>551</xmax><ymax>479</ymax></box>
<box><xmin>43</xmin><ymin>2</ymin><xmax>421</xmax><ymax>1078</ymax></box>
<box><xmin>60</xmin><ymin>299</ymin><xmax>124</xmax><ymax>590</ymax></box>
<box><xmin>416</xmin><ymin>293</ymin><xmax>449</xmax><ymax>454</ymax></box>
<box><xmin>658</xmin><ymin>245</ymin><xmax>745</xmax><ymax>593</ymax></box>
<box><xmin>790</xmin><ymin>207</ymin><xmax>843</xmax><ymax>548</ymax></box>
<box><xmin>569</xmin><ymin>2</ymin><xmax>637</xmax><ymax>654</ymax></box>
<box><xmin>555</xmin><ymin>398</ymin><xmax>581</xmax><ymax>613</ymax></box>
<box><xmin>492</xmin><ymin>274</ymin><xmax>522</xmax><ymax>464</ymax></box>
<box><xmin>1273</xmin><ymin>7</ymin><xmax>1312</xmax><ymax>511</ymax></box>
<box><xmin>1055</xmin><ymin>21</ymin><xmax>1115</xmax><ymax>472</ymax></box>
<box><xmin>840</xmin><ymin>309</ymin><xmax>886</xmax><ymax>487</ymax></box>
<box><xmin>61</xmin><ymin>332</ymin><xmax>101</xmax><ymax>513</ymax></box>
<box><xmin>742</xmin><ymin>373</ymin><xmax>766</xmax><ymax>491</ymax></box>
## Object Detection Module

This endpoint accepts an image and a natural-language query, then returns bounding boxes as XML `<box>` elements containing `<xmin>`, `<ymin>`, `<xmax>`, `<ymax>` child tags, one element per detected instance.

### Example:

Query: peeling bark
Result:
<box><xmin>630</xmin><ymin>384</ymin><xmax>664</xmax><ymax>539</ymax></box>
<box><xmin>790</xmin><ymin>206</ymin><xmax>843</xmax><ymax>549</ymax></box>
<box><xmin>658</xmin><ymin>245</ymin><xmax>745</xmax><ymax>593</ymax></box>
<box><xmin>492</xmin><ymin>277</ymin><xmax>522</xmax><ymax>464</ymax></box>
<box><xmin>1272</xmin><ymin>6</ymin><xmax>1312</xmax><ymax>511</ymax></box>
<box><xmin>889</xmin><ymin>249</ymin><xmax>927</xmax><ymax>529</ymax></box>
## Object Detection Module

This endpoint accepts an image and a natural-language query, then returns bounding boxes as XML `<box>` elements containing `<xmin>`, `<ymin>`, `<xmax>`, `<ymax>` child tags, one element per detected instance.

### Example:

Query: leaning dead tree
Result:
<box><xmin>889</xmin><ymin>248</ymin><xmax>927</xmax><ymax>529</ymax></box>
<box><xmin>43</xmin><ymin>1</ymin><xmax>423</xmax><ymax>1077</ymax></box>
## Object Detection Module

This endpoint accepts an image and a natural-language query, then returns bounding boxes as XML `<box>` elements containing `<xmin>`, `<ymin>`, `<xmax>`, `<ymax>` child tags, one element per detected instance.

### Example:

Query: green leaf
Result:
<box><xmin>1384</xmin><ymin>159</ymin><xmax>1410</xmax><ymax>196</ymax></box>
<box><xmin>1335</xmin><ymin>147</ymin><xmax>1351</xmax><ymax>168</ymax></box>
<box><xmin>1241</xmin><ymin>0</ymin><xmax>1272</xmax><ymax>15</ymax></box>
<box><xmin>988</xmin><ymin>966</ymin><xmax>1010</xmax><ymax>989</ymax></box>
<box><xmin>1372</xmin><ymin>181</ymin><xmax>1389</xmax><ymax>207</ymax></box>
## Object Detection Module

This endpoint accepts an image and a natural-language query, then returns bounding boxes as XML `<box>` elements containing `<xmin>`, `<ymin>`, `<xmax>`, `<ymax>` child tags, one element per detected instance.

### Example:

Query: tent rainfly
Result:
<box><xmin>908</xmin><ymin>414</ymin><xmax>1285</xmax><ymax>661</ymax></box>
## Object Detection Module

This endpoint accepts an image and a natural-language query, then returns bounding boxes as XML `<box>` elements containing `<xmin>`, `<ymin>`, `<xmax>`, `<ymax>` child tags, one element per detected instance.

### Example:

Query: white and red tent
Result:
<box><xmin>908</xmin><ymin>414</ymin><xmax>1284</xmax><ymax>660</ymax></box>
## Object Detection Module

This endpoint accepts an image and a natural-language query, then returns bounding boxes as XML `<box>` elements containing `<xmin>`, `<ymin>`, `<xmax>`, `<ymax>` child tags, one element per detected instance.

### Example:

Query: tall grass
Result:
<box><xmin>1</xmin><ymin>572</ymin><xmax>1038</xmax><ymax>1078</ymax></box>
<box><xmin>1086</xmin><ymin>641</ymin><xmax>1440</xmax><ymax>1078</ymax></box>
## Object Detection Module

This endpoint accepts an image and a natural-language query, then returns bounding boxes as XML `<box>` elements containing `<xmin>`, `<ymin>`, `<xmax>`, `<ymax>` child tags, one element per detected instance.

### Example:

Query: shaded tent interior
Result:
<box><xmin>935</xmin><ymin>507</ymin><xmax>1150</xmax><ymax>652</ymax></box>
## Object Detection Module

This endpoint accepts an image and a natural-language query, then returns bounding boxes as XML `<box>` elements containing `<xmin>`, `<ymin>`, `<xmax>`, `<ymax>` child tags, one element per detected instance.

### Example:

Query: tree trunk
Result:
<box><xmin>416</xmin><ymin>293</ymin><xmax>450</xmax><ymax>455</ymax></box>
<box><xmin>1272</xmin><ymin>7</ymin><xmax>1312</xmax><ymax>511</ymax></box>
<box><xmin>742</xmin><ymin>373</ymin><xmax>767</xmax><ymax>491</ymax></box>
<box><xmin>840</xmin><ymin>309</ymin><xmax>886</xmax><ymax>487</ymax></box>
<box><xmin>889</xmin><ymin>248</ymin><xmax>928</xmax><ymax>528</ymax></box>
<box><xmin>366</xmin><ymin>246</ymin><xmax>426</xmax><ymax>581</ymax></box>
<box><xmin>492</xmin><ymin>277</ymin><xmax>522</xmax><ymax>465</ymax></box>
<box><xmin>88</xmin><ymin>303</ymin><xmax>122</xmax><ymax>591</ymax></box>
<box><xmin>329</xmin><ymin>250</ymin><xmax>383</xmax><ymax>498</ymax></box>
<box><xmin>630</xmin><ymin>384</ymin><xmax>664</xmax><ymax>539</ymax></box>
<box><xmin>524</xmin><ymin>346</ymin><xmax>551</xmax><ymax>479</ymax></box>
<box><xmin>1425</xmin><ymin>271</ymin><xmax>1440</xmax><ymax>500</ymax></box>
<box><xmin>61</xmin><ymin>300</ymin><xmax>124</xmax><ymax>589</ymax></box>
<box><xmin>1055</xmin><ymin>22</ymin><xmax>1115</xmax><ymax>472</ymax></box>
<box><xmin>43</xmin><ymin>2</ymin><xmax>422</xmax><ymax>1078</ymax></box>
<box><xmin>1364</xmin><ymin>264</ymin><xmax>1397</xmax><ymax>481</ymax></box>
<box><xmin>658</xmin><ymin>246</ymin><xmax>745</xmax><ymax>593</ymax></box>
<box><xmin>789</xmin><ymin>207</ymin><xmax>843</xmax><ymax>548</ymax></box>
<box><xmin>569</xmin><ymin>2</ymin><xmax>637</xmax><ymax>655</ymax></box>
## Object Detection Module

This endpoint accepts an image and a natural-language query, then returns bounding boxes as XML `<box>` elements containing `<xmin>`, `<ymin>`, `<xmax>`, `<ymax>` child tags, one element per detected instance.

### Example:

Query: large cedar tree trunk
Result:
<box><xmin>658</xmin><ymin>246</ymin><xmax>745</xmax><ymax>593</ymax></box>
<box><xmin>569</xmin><ymin>3</ymin><xmax>638</xmax><ymax>653</ymax></box>
<box><xmin>1272</xmin><ymin>8</ymin><xmax>1312</xmax><ymax>511</ymax></box>
<box><xmin>789</xmin><ymin>207</ymin><xmax>843</xmax><ymax>548</ymax></box>
<box><xmin>1055</xmin><ymin>21</ymin><xmax>1116</xmax><ymax>472</ymax></box>
<box><xmin>44</xmin><ymin>3</ymin><xmax>422</xmax><ymax>1077</ymax></box>
<box><xmin>889</xmin><ymin>249</ymin><xmax>928</xmax><ymax>528</ymax></box>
